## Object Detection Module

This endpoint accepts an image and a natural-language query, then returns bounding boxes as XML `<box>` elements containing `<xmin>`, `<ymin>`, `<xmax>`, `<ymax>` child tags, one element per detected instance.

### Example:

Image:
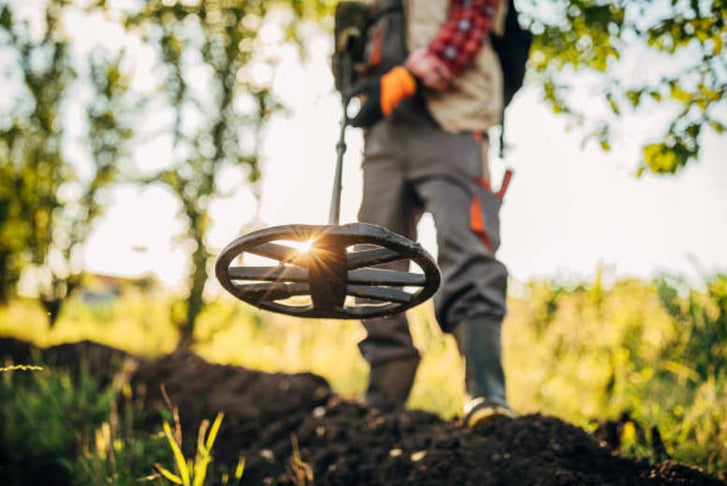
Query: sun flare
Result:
<box><xmin>291</xmin><ymin>238</ymin><xmax>314</xmax><ymax>254</ymax></box>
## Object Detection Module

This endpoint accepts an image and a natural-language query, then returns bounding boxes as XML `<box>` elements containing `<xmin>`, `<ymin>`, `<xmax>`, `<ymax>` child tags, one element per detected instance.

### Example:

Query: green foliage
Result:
<box><xmin>655</xmin><ymin>273</ymin><xmax>727</xmax><ymax>386</ymax></box>
<box><xmin>89</xmin><ymin>0</ymin><xmax>331</xmax><ymax>345</ymax></box>
<box><xmin>0</xmin><ymin>1</ymin><xmax>133</xmax><ymax>322</ymax></box>
<box><xmin>525</xmin><ymin>0</ymin><xmax>726</xmax><ymax>174</ymax></box>
<box><xmin>1</xmin><ymin>0</ymin><xmax>327</xmax><ymax>338</ymax></box>
<box><xmin>0</xmin><ymin>361</ymin><xmax>245</xmax><ymax>486</ymax></box>
<box><xmin>154</xmin><ymin>411</ymin><xmax>244</xmax><ymax>486</ymax></box>
<box><xmin>0</xmin><ymin>356</ymin><xmax>193</xmax><ymax>485</ymax></box>
<box><xmin>506</xmin><ymin>272</ymin><xmax>727</xmax><ymax>476</ymax></box>
<box><xmin>0</xmin><ymin>361</ymin><xmax>155</xmax><ymax>485</ymax></box>
<box><xmin>74</xmin><ymin>402</ymin><xmax>173</xmax><ymax>486</ymax></box>
<box><xmin>0</xmin><ymin>290</ymin><xmax>179</xmax><ymax>355</ymax></box>
<box><xmin>0</xmin><ymin>160</ymin><xmax>25</xmax><ymax>302</ymax></box>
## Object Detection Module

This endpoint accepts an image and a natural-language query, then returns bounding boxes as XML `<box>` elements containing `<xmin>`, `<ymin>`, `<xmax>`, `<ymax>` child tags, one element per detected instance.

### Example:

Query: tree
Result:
<box><xmin>115</xmin><ymin>0</ymin><xmax>328</xmax><ymax>346</ymax></box>
<box><xmin>0</xmin><ymin>2</ymin><xmax>133</xmax><ymax>323</ymax></box>
<box><xmin>0</xmin><ymin>152</ymin><xmax>24</xmax><ymax>304</ymax></box>
<box><xmin>0</xmin><ymin>0</ymin><xmax>328</xmax><ymax>337</ymax></box>
<box><xmin>523</xmin><ymin>0</ymin><xmax>725</xmax><ymax>175</ymax></box>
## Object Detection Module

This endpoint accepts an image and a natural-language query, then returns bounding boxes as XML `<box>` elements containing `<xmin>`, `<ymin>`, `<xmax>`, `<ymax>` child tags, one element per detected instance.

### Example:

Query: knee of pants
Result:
<box><xmin>434</xmin><ymin>258</ymin><xmax>508</xmax><ymax>332</ymax></box>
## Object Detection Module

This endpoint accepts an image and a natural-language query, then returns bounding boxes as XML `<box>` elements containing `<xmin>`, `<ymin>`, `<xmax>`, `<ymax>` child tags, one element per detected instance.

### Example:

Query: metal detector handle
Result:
<box><xmin>328</xmin><ymin>51</ymin><xmax>354</xmax><ymax>226</ymax></box>
<box><xmin>328</xmin><ymin>105</ymin><xmax>346</xmax><ymax>225</ymax></box>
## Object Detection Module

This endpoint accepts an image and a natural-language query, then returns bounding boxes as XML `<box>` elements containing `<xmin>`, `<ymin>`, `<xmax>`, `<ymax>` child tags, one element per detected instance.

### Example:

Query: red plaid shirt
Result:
<box><xmin>427</xmin><ymin>0</ymin><xmax>502</xmax><ymax>76</ymax></box>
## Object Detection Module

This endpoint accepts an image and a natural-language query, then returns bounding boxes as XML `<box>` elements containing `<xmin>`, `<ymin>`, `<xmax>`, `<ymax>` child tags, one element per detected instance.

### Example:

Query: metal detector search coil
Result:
<box><xmin>215</xmin><ymin>223</ymin><xmax>440</xmax><ymax>319</ymax></box>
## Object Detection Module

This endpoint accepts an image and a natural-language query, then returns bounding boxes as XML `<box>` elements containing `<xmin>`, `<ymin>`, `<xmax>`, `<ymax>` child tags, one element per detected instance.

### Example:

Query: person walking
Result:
<box><xmin>343</xmin><ymin>0</ymin><xmax>515</xmax><ymax>427</ymax></box>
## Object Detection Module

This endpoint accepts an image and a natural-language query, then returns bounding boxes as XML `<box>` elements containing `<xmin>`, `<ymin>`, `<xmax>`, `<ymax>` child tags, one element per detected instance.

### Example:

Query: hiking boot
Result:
<box><xmin>452</xmin><ymin>317</ymin><xmax>508</xmax><ymax>403</ymax></box>
<box><xmin>364</xmin><ymin>354</ymin><xmax>420</xmax><ymax>411</ymax></box>
<box><xmin>463</xmin><ymin>396</ymin><xmax>515</xmax><ymax>428</ymax></box>
<box><xmin>452</xmin><ymin>316</ymin><xmax>512</xmax><ymax>425</ymax></box>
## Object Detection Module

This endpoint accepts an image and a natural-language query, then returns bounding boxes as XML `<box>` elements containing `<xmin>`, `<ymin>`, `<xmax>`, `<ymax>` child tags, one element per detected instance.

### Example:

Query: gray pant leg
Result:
<box><xmin>404</xmin><ymin>128</ymin><xmax>507</xmax><ymax>331</ymax></box>
<box><xmin>415</xmin><ymin>176</ymin><xmax>508</xmax><ymax>331</ymax></box>
<box><xmin>357</xmin><ymin>123</ymin><xmax>424</xmax><ymax>366</ymax></box>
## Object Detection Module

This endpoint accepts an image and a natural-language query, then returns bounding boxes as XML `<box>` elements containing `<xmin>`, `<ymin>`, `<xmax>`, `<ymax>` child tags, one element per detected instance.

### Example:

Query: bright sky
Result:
<box><xmin>81</xmin><ymin>20</ymin><xmax>727</xmax><ymax>292</ymax></box>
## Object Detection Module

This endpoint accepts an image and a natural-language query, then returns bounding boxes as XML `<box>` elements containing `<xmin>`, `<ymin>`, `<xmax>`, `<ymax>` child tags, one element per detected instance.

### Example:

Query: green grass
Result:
<box><xmin>0</xmin><ymin>361</ymin><xmax>167</xmax><ymax>485</ymax></box>
<box><xmin>1</xmin><ymin>272</ymin><xmax>726</xmax><ymax>480</ymax></box>
<box><xmin>0</xmin><ymin>290</ymin><xmax>178</xmax><ymax>356</ymax></box>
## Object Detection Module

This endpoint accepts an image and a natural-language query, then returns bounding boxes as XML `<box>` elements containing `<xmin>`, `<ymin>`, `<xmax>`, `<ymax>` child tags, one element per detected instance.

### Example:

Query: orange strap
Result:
<box><xmin>498</xmin><ymin>169</ymin><xmax>513</xmax><ymax>199</ymax></box>
<box><xmin>380</xmin><ymin>66</ymin><xmax>417</xmax><ymax>116</ymax></box>
<box><xmin>369</xmin><ymin>24</ymin><xmax>383</xmax><ymax>69</ymax></box>
<box><xmin>474</xmin><ymin>168</ymin><xmax>514</xmax><ymax>199</ymax></box>
<box><xmin>469</xmin><ymin>196</ymin><xmax>493</xmax><ymax>253</ymax></box>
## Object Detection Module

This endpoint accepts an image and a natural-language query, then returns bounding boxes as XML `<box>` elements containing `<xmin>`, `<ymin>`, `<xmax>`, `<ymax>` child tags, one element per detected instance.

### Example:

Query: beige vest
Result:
<box><xmin>406</xmin><ymin>0</ymin><xmax>506</xmax><ymax>133</ymax></box>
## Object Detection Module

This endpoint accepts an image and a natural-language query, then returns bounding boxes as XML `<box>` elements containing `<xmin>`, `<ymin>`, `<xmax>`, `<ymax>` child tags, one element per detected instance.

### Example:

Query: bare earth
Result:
<box><xmin>1</xmin><ymin>338</ymin><xmax>725</xmax><ymax>485</ymax></box>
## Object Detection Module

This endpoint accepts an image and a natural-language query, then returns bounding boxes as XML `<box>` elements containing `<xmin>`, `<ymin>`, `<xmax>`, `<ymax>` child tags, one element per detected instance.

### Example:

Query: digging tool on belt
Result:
<box><xmin>215</xmin><ymin>51</ymin><xmax>441</xmax><ymax>319</ymax></box>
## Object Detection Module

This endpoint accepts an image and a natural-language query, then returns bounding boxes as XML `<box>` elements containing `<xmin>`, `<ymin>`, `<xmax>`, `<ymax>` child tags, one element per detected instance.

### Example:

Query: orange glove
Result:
<box><xmin>347</xmin><ymin>66</ymin><xmax>418</xmax><ymax>127</ymax></box>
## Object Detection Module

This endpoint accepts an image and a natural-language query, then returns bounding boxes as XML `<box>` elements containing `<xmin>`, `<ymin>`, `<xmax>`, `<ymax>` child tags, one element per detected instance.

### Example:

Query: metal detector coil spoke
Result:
<box><xmin>215</xmin><ymin>223</ymin><xmax>440</xmax><ymax>319</ymax></box>
<box><xmin>215</xmin><ymin>59</ymin><xmax>440</xmax><ymax>319</ymax></box>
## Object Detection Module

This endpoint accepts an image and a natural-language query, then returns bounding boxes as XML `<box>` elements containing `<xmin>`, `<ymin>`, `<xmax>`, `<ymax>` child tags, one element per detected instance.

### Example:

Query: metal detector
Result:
<box><xmin>215</xmin><ymin>50</ymin><xmax>440</xmax><ymax>319</ymax></box>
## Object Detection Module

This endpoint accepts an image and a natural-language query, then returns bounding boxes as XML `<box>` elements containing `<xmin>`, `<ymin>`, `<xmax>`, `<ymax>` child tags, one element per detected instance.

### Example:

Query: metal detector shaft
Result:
<box><xmin>328</xmin><ymin>102</ymin><xmax>347</xmax><ymax>225</ymax></box>
<box><xmin>328</xmin><ymin>52</ymin><xmax>353</xmax><ymax>226</ymax></box>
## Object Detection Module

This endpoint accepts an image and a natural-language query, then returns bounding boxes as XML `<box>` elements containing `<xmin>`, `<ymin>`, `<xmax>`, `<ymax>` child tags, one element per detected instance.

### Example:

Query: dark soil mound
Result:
<box><xmin>1</xmin><ymin>337</ymin><xmax>724</xmax><ymax>485</ymax></box>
